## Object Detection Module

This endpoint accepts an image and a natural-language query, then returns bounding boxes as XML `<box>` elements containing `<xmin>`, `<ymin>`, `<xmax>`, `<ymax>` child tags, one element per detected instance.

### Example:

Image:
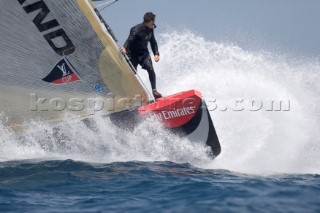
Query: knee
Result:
<box><xmin>147</xmin><ymin>68</ymin><xmax>155</xmax><ymax>77</ymax></box>
<box><xmin>145</xmin><ymin>63</ymin><xmax>155</xmax><ymax>75</ymax></box>
<box><xmin>148</xmin><ymin>66</ymin><xmax>155</xmax><ymax>73</ymax></box>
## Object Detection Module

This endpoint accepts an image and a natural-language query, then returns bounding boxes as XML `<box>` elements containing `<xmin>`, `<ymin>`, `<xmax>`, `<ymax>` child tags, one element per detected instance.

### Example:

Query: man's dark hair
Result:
<box><xmin>144</xmin><ymin>12</ymin><xmax>156</xmax><ymax>23</ymax></box>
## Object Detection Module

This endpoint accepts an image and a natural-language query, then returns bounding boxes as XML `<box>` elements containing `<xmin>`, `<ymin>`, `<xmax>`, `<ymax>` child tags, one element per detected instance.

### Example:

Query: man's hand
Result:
<box><xmin>154</xmin><ymin>55</ymin><xmax>160</xmax><ymax>62</ymax></box>
<box><xmin>120</xmin><ymin>47</ymin><xmax>127</xmax><ymax>54</ymax></box>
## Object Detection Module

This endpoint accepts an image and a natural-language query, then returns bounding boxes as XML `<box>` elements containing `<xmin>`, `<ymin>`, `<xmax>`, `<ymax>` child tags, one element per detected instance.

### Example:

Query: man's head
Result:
<box><xmin>144</xmin><ymin>12</ymin><xmax>156</xmax><ymax>29</ymax></box>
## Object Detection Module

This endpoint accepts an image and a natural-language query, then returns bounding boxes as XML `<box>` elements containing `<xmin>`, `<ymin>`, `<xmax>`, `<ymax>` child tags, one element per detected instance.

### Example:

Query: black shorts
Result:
<box><xmin>128</xmin><ymin>53</ymin><xmax>154</xmax><ymax>72</ymax></box>
<box><xmin>127</xmin><ymin>52</ymin><xmax>157</xmax><ymax>90</ymax></box>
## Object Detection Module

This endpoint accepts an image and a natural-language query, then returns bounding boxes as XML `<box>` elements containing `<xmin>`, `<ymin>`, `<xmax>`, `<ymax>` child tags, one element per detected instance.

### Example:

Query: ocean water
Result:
<box><xmin>1</xmin><ymin>160</ymin><xmax>319</xmax><ymax>213</ymax></box>
<box><xmin>1</xmin><ymin>31</ymin><xmax>320</xmax><ymax>212</ymax></box>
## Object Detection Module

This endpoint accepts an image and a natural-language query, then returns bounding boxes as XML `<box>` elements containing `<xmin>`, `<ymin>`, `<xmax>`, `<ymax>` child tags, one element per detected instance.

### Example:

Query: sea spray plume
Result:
<box><xmin>155</xmin><ymin>30</ymin><xmax>320</xmax><ymax>174</ymax></box>
<box><xmin>0</xmin><ymin>30</ymin><xmax>319</xmax><ymax>175</ymax></box>
<box><xmin>0</xmin><ymin>113</ymin><xmax>211</xmax><ymax>166</ymax></box>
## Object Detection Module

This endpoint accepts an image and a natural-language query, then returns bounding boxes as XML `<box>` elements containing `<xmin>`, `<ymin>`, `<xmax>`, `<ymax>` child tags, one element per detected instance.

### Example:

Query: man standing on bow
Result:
<box><xmin>121</xmin><ymin>12</ymin><xmax>162</xmax><ymax>99</ymax></box>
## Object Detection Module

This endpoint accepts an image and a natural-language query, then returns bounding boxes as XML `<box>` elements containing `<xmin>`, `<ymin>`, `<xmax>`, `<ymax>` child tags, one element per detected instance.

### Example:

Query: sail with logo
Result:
<box><xmin>0</xmin><ymin>0</ymin><xmax>149</xmax><ymax>128</ymax></box>
<box><xmin>0</xmin><ymin>0</ymin><xmax>221</xmax><ymax>156</ymax></box>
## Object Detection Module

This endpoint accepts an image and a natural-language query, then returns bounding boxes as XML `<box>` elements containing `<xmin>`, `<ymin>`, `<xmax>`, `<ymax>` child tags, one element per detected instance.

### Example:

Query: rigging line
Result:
<box><xmin>96</xmin><ymin>0</ymin><xmax>112</xmax><ymax>8</ymax></box>
<box><xmin>96</xmin><ymin>0</ymin><xmax>119</xmax><ymax>12</ymax></box>
<box><xmin>93</xmin><ymin>0</ymin><xmax>154</xmax><ymax>100</ymax></box>
<box><xmin>122</xmin><ymin>53</ymin><xmax>154</xmax><ymax>101</ymax></box>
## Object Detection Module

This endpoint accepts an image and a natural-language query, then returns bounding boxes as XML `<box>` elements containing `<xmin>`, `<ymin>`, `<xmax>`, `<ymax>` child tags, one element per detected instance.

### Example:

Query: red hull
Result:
<box><xmin>109</xmin><ymin>90</ymin><xmax>221</xmax><ymax>157</ymax></box>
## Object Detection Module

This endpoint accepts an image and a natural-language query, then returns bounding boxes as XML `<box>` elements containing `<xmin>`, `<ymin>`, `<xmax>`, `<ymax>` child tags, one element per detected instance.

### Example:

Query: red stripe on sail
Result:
<box><xmin>51</xmin><ymin>73</ymin><xmax>80</xmax><ymax>84</ymax></box>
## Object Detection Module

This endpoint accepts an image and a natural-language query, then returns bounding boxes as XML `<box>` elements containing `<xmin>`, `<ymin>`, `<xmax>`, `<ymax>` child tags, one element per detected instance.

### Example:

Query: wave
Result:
<box><xmin>0</xmin><ymin>30</ymin><xmax>319</xmax><ymax>175</ymax></box>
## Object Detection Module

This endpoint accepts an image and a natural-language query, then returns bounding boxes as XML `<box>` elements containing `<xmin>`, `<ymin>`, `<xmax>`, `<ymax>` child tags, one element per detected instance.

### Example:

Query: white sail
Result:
<box><xmin>0</xmin><ymin>0</ymin><xmax>149</xmax><ymax>128</ymax></box>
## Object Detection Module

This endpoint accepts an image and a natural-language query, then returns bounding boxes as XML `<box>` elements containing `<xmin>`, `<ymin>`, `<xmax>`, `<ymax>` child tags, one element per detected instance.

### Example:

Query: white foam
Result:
<box><xmin>0</xmin><ymin>30</ymin><xmax>319</xmax><ymax>175</ymax></box>
<box><xmin>155</xmin><ymin>31</ymin><xmax>320</xmax><ymax>174</ymax></box>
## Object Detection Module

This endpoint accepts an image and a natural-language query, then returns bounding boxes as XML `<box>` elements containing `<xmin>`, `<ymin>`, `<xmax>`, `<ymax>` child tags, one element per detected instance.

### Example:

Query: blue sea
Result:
<box><xmin>0</xmin><ymin>160</ymin><xmax>319</xmax><ymax>213</ymax></box>
<box><xmin>1</xmin><ymin>8</ymin><xmax>320</xmax><ymax>212</ymax></box>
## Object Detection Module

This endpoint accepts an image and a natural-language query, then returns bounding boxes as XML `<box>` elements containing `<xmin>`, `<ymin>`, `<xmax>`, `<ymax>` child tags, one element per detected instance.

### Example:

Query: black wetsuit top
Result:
<box><xmin>123</xmin><ymin>23</ymin><xmax>160</xmax><ymax>90</ymax></box>
<box><xmin>124</xmin><ymin>23</ymin><xmax>159</xmax><ymax>57</ymax></box>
